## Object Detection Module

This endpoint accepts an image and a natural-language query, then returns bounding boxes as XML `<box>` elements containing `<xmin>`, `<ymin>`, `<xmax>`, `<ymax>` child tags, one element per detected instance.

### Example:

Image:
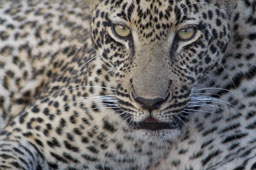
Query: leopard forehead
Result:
<box><xmin>91</xmin><ymin>0</ymin><xmax>229</xmax><ymax>42</ymax></box>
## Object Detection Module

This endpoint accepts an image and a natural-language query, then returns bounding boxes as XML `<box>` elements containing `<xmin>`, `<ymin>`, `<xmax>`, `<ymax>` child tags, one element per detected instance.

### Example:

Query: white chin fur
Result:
<box><xmin>134</xmin><ymin>128</ymin><xmax>181</xmax><ymax>142</ymax></box>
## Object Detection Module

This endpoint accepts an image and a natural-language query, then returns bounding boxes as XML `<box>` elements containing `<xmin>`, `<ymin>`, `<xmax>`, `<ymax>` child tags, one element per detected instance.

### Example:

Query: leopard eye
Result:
<box><xmin>112</xmin><ymin>24</ymin><xmax>131</xmax><ymax>38</ymax></box>
<box><xmin>177</xmin><ymin>27</ymin><xmax>197</xmax><ymax>41</ymax></box>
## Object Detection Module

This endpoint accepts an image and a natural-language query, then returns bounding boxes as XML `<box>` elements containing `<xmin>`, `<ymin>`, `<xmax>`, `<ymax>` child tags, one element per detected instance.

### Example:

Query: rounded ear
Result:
<box><xmin>213</xmin><ymin>0</ymin><xmax>238</xmax><ymax>17</ymax></box>
<box><xmin>85</xmin><ymin>0</ymin><xmax>101</xmax><ymax>12</ymax></box>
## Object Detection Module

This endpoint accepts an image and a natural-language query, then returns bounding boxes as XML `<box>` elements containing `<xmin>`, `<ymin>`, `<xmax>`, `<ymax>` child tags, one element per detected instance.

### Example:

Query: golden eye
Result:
<box><xmin>113</xmin><ymin>24</ymin><xmax>131</xmax><ymax>38</ymax></box>
<box><xmin>177</xmin><ymin>27</ymin><xmax>197</xmax><ymax>41</ymax></box>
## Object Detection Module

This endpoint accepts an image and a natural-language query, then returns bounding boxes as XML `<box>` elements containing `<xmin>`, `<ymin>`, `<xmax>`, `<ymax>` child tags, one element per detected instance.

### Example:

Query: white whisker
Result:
<box><xmin>193</xmin><ymin>92</ymin><xmax>221</xmax><ymax>97</ymax></box>
<box><xmin>187</xmin><ymin>104</ymin><xmax>220</xmax><ymax>109</ymax></box>
<box><xmin>184</xmin><ymin>108</ymin><xmax>215</xmax><ymax>113</ymax></box>
<box><xmin>194</xmin><ymin>87</ymin><xmax>230</xmax><ymax>92</ymax></box>
<box><xmin>62</xmin><ymin>94</ymin><xmax>119</xmax><ymax>109</ymax></box>
<box><xmin>182</xmin><ymin>110</ymin><xmax>212</xmax><ymax>115</ymax></box>
<box><xmin>190</xmin><ymin>96</ymin><xmax>231</xmax><ymax>105</ymax></box>
<box><xmin>174</xmin><ymin>115</ymin><xmax>186</xmax><ymax>125</ymax></box>
<box><xmin>84</xmin><ymin>56</ymin><xmax>98</xmax><ymax>65</ymax></box>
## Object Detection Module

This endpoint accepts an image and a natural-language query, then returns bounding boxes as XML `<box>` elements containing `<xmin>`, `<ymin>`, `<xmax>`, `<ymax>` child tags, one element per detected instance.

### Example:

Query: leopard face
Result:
<box><xmin>91</xmin><ymin>0</ymin><xmax>232</xmax><ymax>136</ymax></box>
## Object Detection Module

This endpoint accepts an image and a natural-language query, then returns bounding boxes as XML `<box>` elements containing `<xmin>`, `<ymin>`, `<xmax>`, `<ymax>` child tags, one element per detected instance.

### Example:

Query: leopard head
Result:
<box><xmin>89</xmin><ymin>0</ymin><xmax>237</xmax><ymax>138</ymax></box>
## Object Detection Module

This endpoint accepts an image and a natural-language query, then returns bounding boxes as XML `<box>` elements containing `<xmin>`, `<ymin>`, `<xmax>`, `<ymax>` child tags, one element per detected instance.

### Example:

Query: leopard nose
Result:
<box><xmin>134</xmin><ymin>96</ymin><xmax>166</xmax><ymax>110</ymax></box>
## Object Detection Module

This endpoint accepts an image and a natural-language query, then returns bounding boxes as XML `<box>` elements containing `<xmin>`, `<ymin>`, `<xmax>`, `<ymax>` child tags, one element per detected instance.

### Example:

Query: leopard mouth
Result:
<box><xmin>132</xmin><ymin>116</ymin><xmax>182</xmax><ymax>131</ymax></box>
<box><xmin>104</xmin><ymin>98</ymin><xmax>190</xmax><ymax>131</ymax></box>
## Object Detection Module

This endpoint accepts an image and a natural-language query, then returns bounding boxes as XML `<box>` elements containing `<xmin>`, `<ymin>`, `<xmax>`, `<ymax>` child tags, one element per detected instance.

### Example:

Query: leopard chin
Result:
<box><xmin>133</xmin><ymin>128</ymin><xmax>182</xmax><ymax>142</ymax></box>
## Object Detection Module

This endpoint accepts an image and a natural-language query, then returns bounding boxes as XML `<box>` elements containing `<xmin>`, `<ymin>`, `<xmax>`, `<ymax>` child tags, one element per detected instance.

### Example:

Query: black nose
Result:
<box><xmin>134</xmin><ymin>96</ymin><xmax>165</xmax><ymax>110</ymax></box>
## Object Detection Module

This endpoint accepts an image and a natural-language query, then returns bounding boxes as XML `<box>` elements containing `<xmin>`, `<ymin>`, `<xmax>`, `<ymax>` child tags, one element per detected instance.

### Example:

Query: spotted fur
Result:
<box><xmin>0</xmin><ymin>0</ymin><xmax>255</xmax><ymax>169</ymax></box>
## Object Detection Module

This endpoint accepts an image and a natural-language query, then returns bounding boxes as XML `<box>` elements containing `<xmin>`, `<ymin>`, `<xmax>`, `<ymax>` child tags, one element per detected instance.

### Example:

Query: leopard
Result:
<box><xmin>0</xmin><ymin>0</ymin><xmax>255</xmax><ymax>170</ymax></box>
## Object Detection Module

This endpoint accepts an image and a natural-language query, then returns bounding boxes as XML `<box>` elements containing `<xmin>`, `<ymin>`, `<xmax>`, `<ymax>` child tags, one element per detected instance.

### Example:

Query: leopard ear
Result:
<box><xmin>213</xmin><ymin>0</ymin><xmax>238</xmax><ymax>17</ymax></box>
<box><xmin>85</xmin><ymin>0</ymin><xmax>101</xmax><ymax>12</ymax></box>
